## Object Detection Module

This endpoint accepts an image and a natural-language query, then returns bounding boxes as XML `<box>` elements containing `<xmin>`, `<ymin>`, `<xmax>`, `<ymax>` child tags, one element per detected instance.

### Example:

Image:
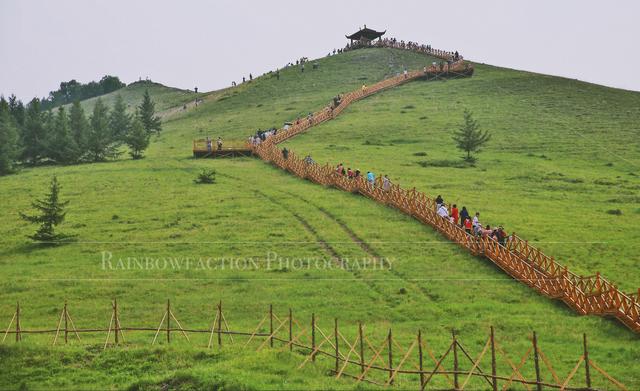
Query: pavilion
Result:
<box><xmin>345</xmin><ymin>25</ymin><xmax>386</xmax><ymax>45</ymax></box>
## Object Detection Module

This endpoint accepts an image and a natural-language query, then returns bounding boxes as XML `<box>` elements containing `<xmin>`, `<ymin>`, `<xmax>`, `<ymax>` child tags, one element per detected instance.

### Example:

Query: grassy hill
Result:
<box><xmin>62</xmin><ymin>80</ymin><xmax>204</xmax><ymax>114</ymax></box>
<box><xmin>0</xmin><ymin>48</ymin><xmax>639</xmax><ymax>389</ymax></box>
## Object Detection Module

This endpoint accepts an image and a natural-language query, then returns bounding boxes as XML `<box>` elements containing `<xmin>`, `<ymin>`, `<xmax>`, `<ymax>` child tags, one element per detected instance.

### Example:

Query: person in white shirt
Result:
<box><xmin>437</xmin><ymin>203</ymin><xmax>449</xmax><ymax>219</ymax></box>
<box><xmin>472</xmin><ymin>212</ymin><xmax>480</xmax><ymax>228</ymax></box>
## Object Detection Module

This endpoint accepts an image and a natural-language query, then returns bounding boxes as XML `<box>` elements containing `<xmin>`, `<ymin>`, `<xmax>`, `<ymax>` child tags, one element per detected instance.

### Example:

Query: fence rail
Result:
<box><xmin>244</xmin><ymin>41</ymin><xmax>640</xmax><ymax>334</ymax></box>
<box><xmin>0</xmin><ymin>300</ymin><xmax>628</xmax><ymax>390</ymax></box>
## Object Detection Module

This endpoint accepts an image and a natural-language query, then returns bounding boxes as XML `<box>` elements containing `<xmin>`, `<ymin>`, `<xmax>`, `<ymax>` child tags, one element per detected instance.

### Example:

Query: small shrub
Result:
<box><xmin>402</xmin><ymin>105</ymin><xmax>415</xmax><ymax>109</ymax></box>
<box><xmin>194</xmin><ymin>169</ymin><xmax>216</xmax><ymax>184</ymax></box>
<box><xmin>399</xmin><ymin>287</ymin><xmax>407</xmax><ymax>295</ymax></box>
<box><xmin>413</xmin><ymin>152</ymin><xmax>427</xmax><ymax>157</ymax></box>
<box><xmin>112</xmin><ymin>214</ymin><xmax>119</xmax><ymax>220</ymax></box>
<box><xmin>606</xmin><ymin>209</ymin><xmax>622</xmax><ymax>215</ymax></box>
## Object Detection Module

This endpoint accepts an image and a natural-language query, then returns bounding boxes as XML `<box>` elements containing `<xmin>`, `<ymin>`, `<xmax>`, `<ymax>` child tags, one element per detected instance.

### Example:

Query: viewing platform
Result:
<box><xmin>192</xmin><ymin>139</ymin><xmax>252</xmax><ymax>158</ymax></box>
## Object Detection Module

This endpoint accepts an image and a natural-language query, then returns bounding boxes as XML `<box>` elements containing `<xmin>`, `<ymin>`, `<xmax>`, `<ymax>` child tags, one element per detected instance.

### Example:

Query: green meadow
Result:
<box><xmin>0</xmin><ymin>48</ymin><xmax>639</xmax><ymax>390</ymax></box>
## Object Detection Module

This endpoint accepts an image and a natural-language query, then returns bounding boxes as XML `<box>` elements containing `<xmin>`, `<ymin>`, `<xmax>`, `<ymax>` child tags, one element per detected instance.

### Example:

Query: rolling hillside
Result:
<box><xmin>0</xmin><ymin>47</ymin><xmax>639</xmax><ymax>390</ymax></box>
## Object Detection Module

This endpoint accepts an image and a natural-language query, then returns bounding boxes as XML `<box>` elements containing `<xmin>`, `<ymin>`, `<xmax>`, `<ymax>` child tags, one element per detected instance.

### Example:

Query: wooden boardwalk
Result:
<box><xmin>193</xmin><ymin>139</ymin><xmax>252</xmax><ymax>158</ymax></box>
<box><xmin>248</xmin><ymin>47</ymin><xmax>640</xmax><ymax>334</ymax></box>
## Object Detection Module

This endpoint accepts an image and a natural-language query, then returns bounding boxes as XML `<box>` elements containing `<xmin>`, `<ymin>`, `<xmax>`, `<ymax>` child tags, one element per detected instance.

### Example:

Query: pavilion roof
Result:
<box><xmin>346</xmin><ymin>26</ymin><xmax>386</xmax><ymax>40</ymax></box>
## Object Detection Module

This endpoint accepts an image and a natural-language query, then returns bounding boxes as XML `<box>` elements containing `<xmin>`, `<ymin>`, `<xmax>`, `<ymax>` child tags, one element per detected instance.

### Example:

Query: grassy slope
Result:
<box><xmin>0</xmin><ymin>48</ymin><xmax>639</xmax><ymax>389</ymax></box>
<box><xmin>62</xmin><ymin>80</ymin><xmax>204</xmax><ymax>114</ymax></box>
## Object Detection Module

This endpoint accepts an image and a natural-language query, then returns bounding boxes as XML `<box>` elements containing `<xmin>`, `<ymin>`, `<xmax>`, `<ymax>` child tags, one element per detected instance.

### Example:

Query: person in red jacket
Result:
<box><xmin>463</xmin><ymin>217</ymin><xmax>472</xmax><ymax>234</ymax></box>
<box><xmin>451</xmin><ymin>204</ymin><xmax>459</xmax><ymax>225</ymax></box>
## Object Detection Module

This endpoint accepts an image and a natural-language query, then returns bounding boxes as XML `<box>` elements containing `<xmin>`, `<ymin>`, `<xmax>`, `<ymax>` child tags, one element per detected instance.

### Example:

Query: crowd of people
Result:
<box><xmin>434</xmin><ymin>195</ymin><xmax>509</xmax><ymax>245</ymax></box>
<box><xmin>343</xmin><ymin>37</ymin><xmax>462</xmax><ymax>63</ymax></box>
<box><xmin>248</xmin><ymin>127</ymin><xmax>278</xmax><ymax>146</ymax></box>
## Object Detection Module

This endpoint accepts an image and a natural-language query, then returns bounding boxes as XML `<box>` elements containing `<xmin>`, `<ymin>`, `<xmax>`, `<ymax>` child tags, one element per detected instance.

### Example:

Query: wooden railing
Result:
<box><xmin>247</xmin><ymin>44</ymin><xmax>640</xmax><ymax>334</ymax></box>
<box><xmin>2</xmin><ymin>300</ymin><xmax>628</xmax><ymax>390</ymax></box>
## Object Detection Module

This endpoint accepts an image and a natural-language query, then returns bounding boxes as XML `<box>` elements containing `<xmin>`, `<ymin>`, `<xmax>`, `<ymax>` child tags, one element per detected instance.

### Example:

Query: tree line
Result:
<box><xmin>40</xmin><ymin>75</ymin><xmax>126</xmax><ymax>110</ymax></box>
<box><xmin>0</xmin><ymin>90</ymin><xmax>161</xmax><ymax>175</ymax></box>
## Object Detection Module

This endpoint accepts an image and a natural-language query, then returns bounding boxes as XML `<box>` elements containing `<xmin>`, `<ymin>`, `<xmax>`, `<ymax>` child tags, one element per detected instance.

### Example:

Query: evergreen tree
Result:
<box><xmin>125</xmin><ymin>117</ymin><xmax>150</xmax><ymax>159</ymax></box>
<box><xmin>109</xmin><ymin>94</ymin><xmax>131</xmax><ymax>141</ymax></box>
<box><xmin>452</xmin><ymin>110</ymin><xmax>491</xmax><ymax>163</ymax></box>
<box><xmin>69</xmin><ymin>100</ymin><xmax>89</xmax><ymax>155</ymax></box>
<box><xmin>0</xmin><ymin>98</ymin><xmax>19</xmax><ymax>175</ymax></box>
<box><xmin>86</xmin><ymin>98</ymin><xmax>119</xmax><ymax>161</ymax></box>
<box><xmin>46</xmin><ymin>107</ymin><xmax>79</xmax><ymax>164</ymax></box>
<box><xmin>138</xmin><ymin>89</ymin><xmax>161</xmax><ymax>134</ymax></box>
<box><xmin>19</xmin><ymin>175</ymin><xmax>72</xmax><ymax>243</ymax></box>
<box><xmin>8</xmin><ymin>94</ymin><xmax>25</xmax><ymax>128</ymax></box>
<box><xmin>20</xmin><ymin>98</ymin><xmax>47</xmax><ymax>164</ymax></box>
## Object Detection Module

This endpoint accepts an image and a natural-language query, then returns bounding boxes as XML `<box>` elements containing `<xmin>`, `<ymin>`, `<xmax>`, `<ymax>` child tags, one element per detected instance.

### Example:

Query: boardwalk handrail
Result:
<box><xmin>247</xmin><ymin>41</ymin><xmax>640</xmax><ymax>334</ymax></box>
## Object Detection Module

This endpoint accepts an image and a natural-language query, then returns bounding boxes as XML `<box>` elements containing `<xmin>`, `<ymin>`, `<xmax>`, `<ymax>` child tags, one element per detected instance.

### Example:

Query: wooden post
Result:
<box><xmin>311</xmin><ymin>313</ymin><xmax>316</xmax><ymax>362</ymax></box>
<box><xmin>583</xmin><ymin>333</ymin><xmax>592</xmax><ymax>390</ymax></box>
<box><xmin>289</xmin><ymin>308</ymin><xmax>293</xmax><ymax>352</ymax></box>
<box><xmin>166</xmin><ymin>299</ymin><xmax>170</xmax><ymax>344</ymax></box>
<box><xmin>269</xmin><ymin>304</ymin><xmax>274</xmax><ymax>348</ymax></box>
<box><xmin>334</xmin><ymin>318</ymin><xmax>339</xmax><ymax>373</ymax></box>
<box><xmin>388</xmin><ymin>328</ymin><xmax>394</xmax><ymax>385</ymax></box>
<box><xmin>217</xmin><ymin>301</ymin><xmax>222</xmax><ymax>346</ymax></box>
<box><xmin>114</xmin><ymin>298</ymin><xmax>119</xmax><ymax>345</ymax></box>
<box><xmin>490</xmin><ymin>327</ymin><xmax>497</xmax><ymax>391</ymax></box>
<box><xmin>418</xmin><ymin>330</ymin><xmax>425</xmax><ymax>388</ymax></box>
<box><xmin>15</xmin><ymin>302</ymin><xmax>21</xmax><ymax>342</ymax></box>
<box><xmin>359</xmin><ymin>322</ymin><xmax>365</xmax><ymax>374</ymax></box>
<box><xmin>532</xmin><ymin>331</ymin><xmax>542</xmax><ymax>391</ymax></box>
<box><xmin>452</xmin><ymin>329</ymin><xmax>459</xmax><ymax>390</ymax></box>
<box><xmin>64</xmin><ymin>301</ymin><xmax>68</xmax><ymax>344</ymax></box>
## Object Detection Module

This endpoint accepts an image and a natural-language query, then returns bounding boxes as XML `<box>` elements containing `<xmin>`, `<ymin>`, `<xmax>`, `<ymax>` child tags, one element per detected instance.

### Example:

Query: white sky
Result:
<box><xmin>1</xmin><ymin>0</ymin><xmax>639</xmax><ymax>100</ymax></box>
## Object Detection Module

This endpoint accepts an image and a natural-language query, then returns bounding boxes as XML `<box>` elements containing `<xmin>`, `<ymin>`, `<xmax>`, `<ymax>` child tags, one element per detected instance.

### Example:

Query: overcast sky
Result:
<box><xmin>2</xmin><ymin>0</ymin><xmax>639</xmax><ymax>100</ymax></box>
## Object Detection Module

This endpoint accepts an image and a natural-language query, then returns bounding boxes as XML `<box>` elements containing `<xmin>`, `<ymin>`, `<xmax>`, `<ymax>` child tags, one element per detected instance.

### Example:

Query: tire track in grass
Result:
<box><xmin>248</xmin><ymin>187</ymin><xmax>394</xmax><ymax>304</ymax></box>
<box><xmin>279</xmin><ymin>190</ymin><xmax>440</xmax><ymax>301</ymax></box>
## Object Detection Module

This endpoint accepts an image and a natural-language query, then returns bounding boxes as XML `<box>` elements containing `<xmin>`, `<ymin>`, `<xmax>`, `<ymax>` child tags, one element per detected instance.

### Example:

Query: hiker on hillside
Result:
<box><xmin>249</xmin><ymin>73</ymin><xmax>253</xmax><ymax>81</ymax></box>
<box><xmin>451</xmin><ymin>204</ymin><xmax>459</xmax><ymax>225</ymax></box>
<box><xmin>354</xmin><ymin>169</ymin><xmax>361</xmax><ymax>178</ymax></box>
<box><xmin>217</xmin><ymin>137</ymin><xmax>223</xmax><ymax>151</ymax></box>
<box><xmin>206</xmin><ymin>137</ymin><xmax>212</xmax><ymax>152</ymax></box>
<box><xmin>435</xmin><ymin>195</ymin><xmax>444</xmax><ymax>208</ymax></box>
<box><xmin>382</xmin><ymin>175</ymin><xmax>391</xmax><ymax>191</ymax></box>
<box><xmin>437</xmin><ymin>203</ymin><xmax>449</xmax><ymax>219</ymax></box>
<box><xmin>242</xmin><ymin>76</ymin><xmax>246</xmax><ymax>83</ymax></box>
<box><xmin>472</xmin><ymin>212</ymin><xmax>480</xmax><ymax>229</ymax></box>
<box><xmin>459</xmin><ymin>206</ymin><xmax>469</xmax><ymax>227</ymax></box>
<box><xmin>463</xmin><ymin>217</ymin><xmax>472</xmax><ymax>234</ymax></box>
<box><xmin>282</xmin><ymin>148</ymin><xmax>289</xmax><ymax>160</ymax></box>
<box><xmin>367</xmin><ymin>171</ymin><xmax>375</xmax><ymax>185</ymax></box>
<box><xmin>347</xmin><ymin>168</ymin><xmax>354</xmax><ymax>179</ymax></box>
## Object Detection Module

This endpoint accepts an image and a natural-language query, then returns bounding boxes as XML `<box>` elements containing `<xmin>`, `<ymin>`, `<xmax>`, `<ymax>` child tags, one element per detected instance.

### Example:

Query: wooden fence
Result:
<box><xmin>244</xmin><ymin>42</ymin><xmax>640</xmax><ymax>335</ymax></box>
<box><xmin>1</xmin><ymin>300</ymin><xmax>628</xmax><ymax>390</ymax></box>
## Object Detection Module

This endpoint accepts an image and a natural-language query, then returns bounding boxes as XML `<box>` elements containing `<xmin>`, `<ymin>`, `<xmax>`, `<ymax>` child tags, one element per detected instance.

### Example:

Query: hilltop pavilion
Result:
<box><xmin>346</xmin><ymin>25</ymin><xmax>386</xmax><ymax>45</ymax></box>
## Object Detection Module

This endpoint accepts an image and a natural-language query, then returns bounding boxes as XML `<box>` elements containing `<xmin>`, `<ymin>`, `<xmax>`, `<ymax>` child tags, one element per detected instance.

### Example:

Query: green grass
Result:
<box><xmin>0</xmin><ymin>48</ymin><xmax>639</xmax><ymax>390</ymax></box>
<box><xmin>62</xmin><ymin>80</ymin><xmax>203</xmax><ymax>114</ymax></box>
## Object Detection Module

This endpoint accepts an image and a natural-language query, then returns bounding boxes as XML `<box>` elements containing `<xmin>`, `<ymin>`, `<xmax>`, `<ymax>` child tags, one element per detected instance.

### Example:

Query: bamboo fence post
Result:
<box><xmin>311</xmin><ymin>313</ymin><xmax>316</xmax><ymax>362</ymax></box>
<box><xmin>533</xmin><ymin>331</ymin><xmax>542</xmax><ymax>391</ymax></box>
<box><xmin>334</xmin><ymin>318</ymin><xmax>339</xmax><ymax>373</ymax></box>
<box><xmin>452</xmin><ymin>329</ymin><xmax>459</xmax><ymax>390</ymax></box>
<box><xmin>15</xmin><ymin>302</ymin><xmax>21</xmax><ymax>342</ymax></box>
<box><xmin>490</xmin><ymin>326</ymin><xmax>497</xmax><ymax>391</ymax></box>
<box><xmin>289</xmin><ymin>308</ymin><xmax>293</xmax><ymax>352</ymax></box>
<box><xmin>64</xmin><ymin>301</ymin><xmax>68</xmax><ymax>344</ymax></box>
<box><xmin>359</xmin><ymin>322</ymin><xmax>365</xmax><ymax>374</ymax></box>
<box><xmin>418</xmin><ymin>330</ymin><xmax>425</xmax><ymax>389</ymax></box>
<box><xmin>388</xmin><ymin>328</ymin><xmax>394</xmax><ymax>385</ymax></box>
<box><xmin>583</xmin><ymin>333</ymin><xmax>591</xmax><ymax>390</ymax></box>
<box><xmin>269</xmin><ymin>304</ymin><xmax>274</xmax><ymax>348</ymax></box>
<box><xmin>217</xmin><ymin>301</ymin><xmax>222</xmax><ymax>347</ymax></box>
<box><xmin>166</xmin><ymin>299</ymin><xmax>170</xmax><ymax>344</ymax></box>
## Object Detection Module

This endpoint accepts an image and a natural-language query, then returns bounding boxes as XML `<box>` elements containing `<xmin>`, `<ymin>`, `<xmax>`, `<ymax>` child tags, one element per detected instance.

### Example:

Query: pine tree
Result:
<box><xmin>87</xmin><ymin>98</ymin><xmax>119</xmax><ymax>162</ymax></box>
<box><xmin>45</xmin><ymin>107</ymin><xmax>80</xmax><ymax>164</ymax></box>
<box><xmin>109</xmin><ymin>94</ymin><xmax>131</xmax><ymax>141</ymax></box>
<box><xmin>8</xmin><ymin>94</ymin><xmax>25</xmax><ymax>128</ymax></box>
<box><xmin>452</xmin><ymin>110</ymin><xmax>491</xmax><ymax>163</ymax></box>
<box><xmin>19</xmin><ymin>175</ymin><xmax>72</xmax><ymax>243</ymax></box>
<box><xmin>69</xmin><ymin>100</ymin><xmax>89</xmax><ymax>156</ymax></box>
<box><xmin>0</xmin><ymin>98</ymin><xmax>19</xmax><ymax>175</ymax></box>
<box><xmin>138</xmin><ymin>89</ymin><xmax>161</xmax><ymax>134</ymax></box>
<box><xmin>20</xmin><ymin>98</ymin><xmax>47</xmax><ymax>164</ymax></box>
<box><xmin>125</xmin><ymin>117</ymin><xmax>150</xmax><ymax>159</ymax></box>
